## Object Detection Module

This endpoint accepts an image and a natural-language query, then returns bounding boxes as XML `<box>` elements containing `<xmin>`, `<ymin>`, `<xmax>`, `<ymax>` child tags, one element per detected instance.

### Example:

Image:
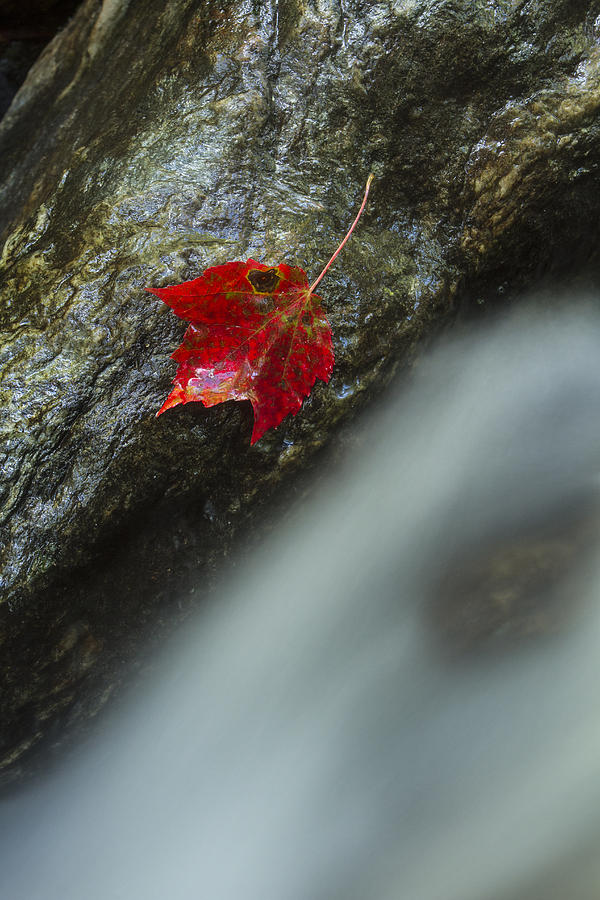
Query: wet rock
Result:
<box><xmin>0</xmin><ymin>41</ymin><xmax>43</xmax><ymax>119</ymax></box>
<box><xmin>2</xmin><ymin>0</ymin><xmax>600</xmax><ymax>780</ymax></box>
<box><xmin>0</xmin><ymin>1</ymin><xmax>82</xmax><ymax>118</ymax></box>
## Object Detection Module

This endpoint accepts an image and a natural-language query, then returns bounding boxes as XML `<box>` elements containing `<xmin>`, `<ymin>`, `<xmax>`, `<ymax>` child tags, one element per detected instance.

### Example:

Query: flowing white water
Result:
<box><xmin>3</xmin><ymin>300</ymin><xmax>600</xmax><ymax>899</ymax></box>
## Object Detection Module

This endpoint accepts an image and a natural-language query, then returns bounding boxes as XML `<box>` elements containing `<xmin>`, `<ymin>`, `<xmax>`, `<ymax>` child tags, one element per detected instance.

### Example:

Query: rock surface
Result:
<box><xmin>2</xmin><ymin>0</ymin><xmax>600</xmax><ymax>780</ymax></box>
<box><xmin>0</xmin><ymin>1</ymin><xmax>81</xmax><ymax>117</ymax></box>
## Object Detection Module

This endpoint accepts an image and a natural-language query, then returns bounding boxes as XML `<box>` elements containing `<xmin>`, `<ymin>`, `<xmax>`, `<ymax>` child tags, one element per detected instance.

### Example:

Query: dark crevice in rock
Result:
<box><xmin>0</xmin><ymin>0</ymin><xmax>82</xmax><ymax>120</ymax></box>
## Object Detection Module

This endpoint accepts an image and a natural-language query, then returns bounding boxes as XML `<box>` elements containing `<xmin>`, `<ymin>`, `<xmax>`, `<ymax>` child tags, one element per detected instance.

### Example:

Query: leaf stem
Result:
<box><xmin>309</xmin><ymin>173</ymin><xmax>374</xmax><ymax>295</ymax></box>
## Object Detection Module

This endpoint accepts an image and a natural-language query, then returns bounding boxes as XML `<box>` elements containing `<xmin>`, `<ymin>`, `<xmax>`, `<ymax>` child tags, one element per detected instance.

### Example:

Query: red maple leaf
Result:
<box><xmin>148</xmin><ymin>175</ymin><xmax>373</xmax><ymax>444</ymax></box>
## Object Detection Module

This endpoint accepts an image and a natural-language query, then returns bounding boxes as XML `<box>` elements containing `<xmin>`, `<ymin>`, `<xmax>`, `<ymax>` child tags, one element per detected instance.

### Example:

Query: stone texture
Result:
<box><xmin>0</xmin><ymin>1</ymin><xmax>81</xmax><ymax>117</ymax></box>
<box><xmin>2</xmin><ymin>0</ymin><xmax>600</xmax><ymax>781</ymax></box>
